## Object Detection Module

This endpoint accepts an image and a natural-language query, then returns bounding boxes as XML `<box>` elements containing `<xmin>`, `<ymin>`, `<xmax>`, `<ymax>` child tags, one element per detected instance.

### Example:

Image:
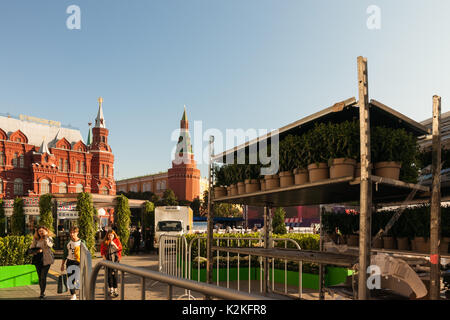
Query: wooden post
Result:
<box><xmin>357</xmin><ymin>56</ymin><xmax>372</xmax><ymax>300</ymax></box>
<box><xmin>206</xmin><ymin>136</ymin><xmax>215</xmax><ymax>289</ymax></box>
<box><xmin>318</xmin><ymin>206</ymin><xmax>325</xmax><ymax>300</ymax></box>
<box><xmin>430</xmin><ymin>95</ymin><xmax>441</xmax><ymax>300</ymax></box>
<box><xmin>263</xmin><ymin>205</ymin><xmax>272</xmax><ymax>295</ymax></box>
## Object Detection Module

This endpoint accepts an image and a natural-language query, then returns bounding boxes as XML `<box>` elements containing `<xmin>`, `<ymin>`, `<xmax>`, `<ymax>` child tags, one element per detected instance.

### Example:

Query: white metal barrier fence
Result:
<box><xmin>158</xmin><ymin>235</ymin><xmax>305</xmax><ymax>299</ymax></box>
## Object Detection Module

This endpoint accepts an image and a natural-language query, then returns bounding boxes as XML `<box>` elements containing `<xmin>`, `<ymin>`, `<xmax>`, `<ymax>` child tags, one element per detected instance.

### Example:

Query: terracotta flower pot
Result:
<box><xmin>294</xmin><ymin>168</ymin><xmax>309</xmax><ymax>185</ymax></box>
<box><xmin>279</xmin><ymin>171</ymin><xmax>294</xmax><ymax>188</ymax></box>
<box><xmin>307</xmin><ymin>163</ymin><xmax>329</xmax><ymax>183</ymax></box>
<box><xmin>264</xmin><ymin>174</ymin><xmax>280</xmax><ymax>190</ymax></box>
<box><xmin>383</xmin><ymin>236</ymin><xmax>396</xmax><ymax>249</ymax></box>
<box><xmin>329</xmin><ymin>158</ymin><xmax>356</xmax><ymax>179</ymax></box>
<box><xmin>237</xmin><ymin>182</ymin><xmax>246</xmax><ymax>195</ymax></box>
<box><xmin>226</xmin><ymin>186</ymin><xmax>232</xmax><ymax>196</ymax></box>
<box><xmin>214</xmin><ymin>186</ymin><xmax>227</xmax><ymax>198</ymax></box>
<box><xmin>396</xmin><ymin>237</ymin><xmax>410</xmax><ymax>251</ymax></box>
<box><xmin>230</xmin><ymin>184</ymin><xmax>238</xmax><ymax>196</ymax></box>
<box><xmin>414</xmin><ymin>237</ymin><xmax>429</xmax><ymax>253</ymax></box>
<box><xmin>245</xmin><ymin>179</ymin><xmax>260</xmax><ymax>193</ymax></box>
<box><xmin>374</xmin><ymin>161</ymin><xmax>402</xmax><ymax>180</ymax></box>
<box><xmin>372</xmin><ymin>237</ymin><xmax>383</xmax><ymax>249</ymax></box>
<box><xmin>347</xmin><ymin>234</ymin><xmax>359</xmax><ymax>247</ymax></box>
<box><xmin>260</xmin><ymin>179</ymin><xmax>266</xmax><ymax>192</ymax></box>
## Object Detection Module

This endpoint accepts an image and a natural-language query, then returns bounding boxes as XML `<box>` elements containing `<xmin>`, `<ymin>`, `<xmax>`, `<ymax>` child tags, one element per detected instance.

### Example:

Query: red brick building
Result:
<box><xmin>0</xmin><ymin>97</ymin><xmax>115</xmax><ymax>199</ymax></box>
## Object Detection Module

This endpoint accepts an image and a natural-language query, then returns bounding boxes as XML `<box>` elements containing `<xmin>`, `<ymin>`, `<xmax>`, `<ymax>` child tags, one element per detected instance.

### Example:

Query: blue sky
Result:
<box><xmin>1</xmin><ymin>1</ymin><xmax>449</xmax><ymax>180</ymax></box>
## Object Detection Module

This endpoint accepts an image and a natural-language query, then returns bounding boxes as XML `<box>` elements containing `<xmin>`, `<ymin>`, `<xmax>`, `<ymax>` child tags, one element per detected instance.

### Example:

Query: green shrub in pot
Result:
<box><xmin>279</xmin><ymin>135</ymin><xmax>300</xmax><ymax>172</ymax></box>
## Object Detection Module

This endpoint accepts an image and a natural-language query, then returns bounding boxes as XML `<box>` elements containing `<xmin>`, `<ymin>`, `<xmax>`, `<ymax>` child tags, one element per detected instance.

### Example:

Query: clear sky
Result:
<box><xmin>1</xmin><ymin>1</ymin><xmax>449</xmax><ymax>180</ymax></box>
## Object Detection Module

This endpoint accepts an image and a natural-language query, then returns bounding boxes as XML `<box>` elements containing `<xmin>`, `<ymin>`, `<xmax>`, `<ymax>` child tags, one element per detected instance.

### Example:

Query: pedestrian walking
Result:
<box><xmin>100</xmin><ymin>230</ymin><xmax>122</xmax><ymax>298</ymax></box>
<box><xmin>60</xmin><ymin>226</ymin><xmax>85</xmax><ymax>300</ymax></box>
<box><xmin>29</xmin><ymin>226</ymin><xmax>55</xmax><ymax>300</ymax></box>
<box><xmin>132</xmin><ymin>227</ymin><xmax>141</xmax><ymax>254</ymax></box>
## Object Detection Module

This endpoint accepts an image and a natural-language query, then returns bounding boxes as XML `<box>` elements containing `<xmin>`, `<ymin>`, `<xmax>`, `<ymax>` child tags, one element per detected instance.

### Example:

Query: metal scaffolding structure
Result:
<box><xmin>206</xmin><ymin>56</ymin><xmax>446</xmax><ymax>300</ymax></box>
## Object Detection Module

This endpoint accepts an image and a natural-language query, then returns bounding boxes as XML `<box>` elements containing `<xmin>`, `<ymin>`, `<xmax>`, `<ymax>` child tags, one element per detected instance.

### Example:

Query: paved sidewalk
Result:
<box><xmin>0</xmin><ymin>252</ymin><xmax>330</xmax><ymax>300</ymax></box>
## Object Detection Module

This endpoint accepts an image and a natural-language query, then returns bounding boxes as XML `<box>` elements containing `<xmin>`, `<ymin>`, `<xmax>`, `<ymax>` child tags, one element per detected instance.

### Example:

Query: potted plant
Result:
<box><xmin>244</xmin><ymin>162</ymin><xmax>261</xmax><ymax>194</ymax></box>
<box><xmin>213</xmin><ymin>165</ymin><xmax>227</xmax><ymax>198</ymax></box>
<box><xmin>223</xmin><ymin>164</ymin><xmax>238</xmax><ymax>196</ymax></box>
<box><xmin>411</xmin><ymin>205</ymin><xmax>430</xmax><ymax>253</ymax></box>
<box><xmin>371</xmin><ymin>127</ymin><xmax>418</xmax><ymax>181</ymax></box>
<box><xmin>293</xmin><ymin>134</ymin><xmax>309</xmax><ymax>185</ymax></box>
<box><xmin>379</xmin><ymin>211</ymin><xmax>396</xmax><ymax>250</ymax></box>
<box><xmin>278</xmin><ymin>135</ymin><xmax>298</xmax><ymax>187</ymax></box>
<box><xmin>262</xmin><ymin>145</ymin><xmax>280</xmax><ymax>190</ymax></box>
<box><xmin>394</xmin><ymin>210</ymin><xmax>412</xmax><ymax>251</ymax></box>
<box><xmin>327</xmin><ymin>121</ymin><xmax>359</xmax><ymax>179</ymax></box>
<box><xmin>304</xmin><ymin>123</ymin><xmax>330</xmax><ymax>182</ymax></box>
<box><xmin>236</xmin><ymin>164</ymin><xmax>246</xmax><ymax>195</ymax></box>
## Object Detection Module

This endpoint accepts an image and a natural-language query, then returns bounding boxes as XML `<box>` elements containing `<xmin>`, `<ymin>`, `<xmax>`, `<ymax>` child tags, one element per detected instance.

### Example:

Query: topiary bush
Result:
<box><xmin>11</xmin><ymin>198</ymin><xmax>25</xmax><ymax>236</ymax></box>
<box><xmin>39</xmin><ymin>194</ymin><xmax>54</xmax><ymax>233</ymax></box>
<box><xmin>115</xmin><ymin>195</ymin><xmax>131</xmax><ymax>255</ymax></box>
<box><xmin>76</xmin><ymin>192</ymin><xmax>96</xmax><ymax>256</ymax></box>
<box><xmin>0</xmin><ymin>235</ymin><xmax>33</xmax><ymax>266</ymax></box>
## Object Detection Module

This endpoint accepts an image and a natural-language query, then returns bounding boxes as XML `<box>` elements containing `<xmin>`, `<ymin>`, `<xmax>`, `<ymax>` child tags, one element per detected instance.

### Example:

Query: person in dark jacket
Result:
<box><xmin>100</xmin><ymin>230</ymin><xmax>122</xmax><ymax>298</ymax></box>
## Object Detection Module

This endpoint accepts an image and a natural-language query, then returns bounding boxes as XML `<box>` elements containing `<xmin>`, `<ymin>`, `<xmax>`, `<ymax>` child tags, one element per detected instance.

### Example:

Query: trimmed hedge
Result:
<box><xmin>0</xmin><ymin>235</ymin><xmax>33</xmax><ymax>266</ymax></box>
<box><xmin>185</xmin><ymin>233</ymin><xmax>321</xmax><ymax>274</ymax></box>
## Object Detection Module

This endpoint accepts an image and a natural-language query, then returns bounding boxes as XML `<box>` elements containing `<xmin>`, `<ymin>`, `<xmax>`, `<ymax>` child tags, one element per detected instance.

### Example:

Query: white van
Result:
<box><xmin>154</xmin><ymin>206</ymin><xmax>193</xmax><ymax>249</ymax></box>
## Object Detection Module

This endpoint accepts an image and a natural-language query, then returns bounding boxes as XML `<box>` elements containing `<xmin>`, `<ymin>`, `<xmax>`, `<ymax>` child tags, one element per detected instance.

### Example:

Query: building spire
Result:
<box><xmin>181</xmin><ymin>104</ymin><xmax>187</xmax><ymax>121</ymax></box>
<box><xmin>38</xmin><ymin>136</ymin><xmax>51</xmax><ymax>155</ymax></box>
<box><xmin>95</xmin><ymin>96</ymin><xmax>106</xmax><ymax>128</ymax></box>
<box><xmin>87</xmin><ymin>122</ymin><xmax>93</xmax><ymax>146</ymax></box>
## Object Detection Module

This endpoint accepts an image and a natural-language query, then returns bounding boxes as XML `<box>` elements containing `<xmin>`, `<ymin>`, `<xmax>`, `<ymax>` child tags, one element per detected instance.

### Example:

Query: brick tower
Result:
<box><xmin>90</xmin><ymin>97</ymin><xmax>116</xmax><ymax>195</ymax></box>
<box><xmin>168</xmin><ymin>106</ymin><xmax>200</xmax><ymax>201</ymax></box>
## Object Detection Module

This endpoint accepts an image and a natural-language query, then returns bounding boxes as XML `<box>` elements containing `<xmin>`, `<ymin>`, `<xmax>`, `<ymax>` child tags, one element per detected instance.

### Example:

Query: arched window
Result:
<box><xmin>0</xmin><ymin>179</ymin><xmax>3</xmax><ymax>194</ymax></box>
<box><xmin>59</xmin><ymin>182</ymin><xmax>67</xmax><ymax>193</ymax></box>
<box><xmin>19</xmin><ymin>155</ymin><xmax>24</xmax><ymax>168</ymax></box>
<box><xmin>161</xmin><ymin>180</ymin><xmax>166</xmax><ymax>190</ymax></box>
<box><xmin>81</xmin><ymin>161</ymin><xmax>85</xmax><ymax>174</ymax></box>
<box><xmin>0</xmin><ymin>152</ymin><xmax>4</xmax><ymax>166</ymax></box>
<box><xmin>12</xmin><ymin>153</ymin><xmax>18</xmax><ymax>167</ymax></box>
<box><xmin>76</xmin><ymin>184</ymin><xmax>84</xmax><ymax>193</ymax></box>
<box><xmin>101</xmin><ymin>186</ymin><xmax>108</xmax><ymax>195</ymax></box>
<box><xmin>106</xmin><ymin>165</ymin><xmax>109</xmax><ymax>177</ymax></box>
<box><xmin>41</xmin><ymin>179</ymin><xmax>50</xmax><ymax>194</ymax></box>
<box><xmin>14</xmin><ymin>178</ymin><xmax>23</xmax><ymax>195</ymax></box>
<box><xmin>64</xmin><ymin>159</ymin><xmax>68</xmax><ymax>172</ymax></box>
<box><xmin>157</xmin><ymin>181</ymin><xmax>161</xmax><ymax>191</ymax></box>
<box><xmin>76</xmin><ymin>161</ymin><xmax>80</xmax><ymax>173</ymax></box>
<box><xmin>59</xmin><ymin>158</ymin><xmax>63</xmax><ymax>171</ymax></box>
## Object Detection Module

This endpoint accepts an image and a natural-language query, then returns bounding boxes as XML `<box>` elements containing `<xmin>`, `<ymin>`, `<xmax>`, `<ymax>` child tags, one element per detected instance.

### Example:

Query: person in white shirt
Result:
<box><xmin>60</xmin><ymin>226</ymin><xmax>85</xmax><ymax>300</ymax></box>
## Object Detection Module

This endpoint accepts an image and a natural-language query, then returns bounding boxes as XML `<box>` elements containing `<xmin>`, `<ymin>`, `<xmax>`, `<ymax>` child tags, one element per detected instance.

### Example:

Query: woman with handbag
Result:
<box><xmin>29</xmin><ymin>226</ymin><xmax>55</xmax><ymax>300</ymax></box>
<box><xmin>100</xmin><ymin>230</ymin><xmax>122</xmax><ymax>298</ymax></box>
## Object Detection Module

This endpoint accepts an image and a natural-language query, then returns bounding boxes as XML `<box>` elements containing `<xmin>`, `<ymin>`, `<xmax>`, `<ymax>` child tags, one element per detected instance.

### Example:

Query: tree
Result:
<box><xmin>39</xmin><ymin>194</ymin><xmax>54</xmax><ymax>233</ymax></box>
<box><xmin>11</xmin><ymin>198</ymin><xmax>25</xmax><ymax>235</ymax></box>
<box><xmin>143</xmin><ymin>201</ymin><xmax>155</xmax><ymax>251</ymax></box>
<box><xmin>190</xmin><ymin>197</ymin><xmax>201</xmax><ymax>216</ymax></box>
<box><xmin>0</xmin><ymin>199</ymin><xmax>5</xmax><ymax>236</ymax></box>
<box><xmin>160</xmin><ymin>189</ymin><xmax>178</xmax><ymax>206</ymax></box>
<box><xmin>200</xmin><ymin>190</ymin><xmax>209</xmax><ymax>216</ymax></box>
<box><xmin>214</xmin><ymin>203</ymin><xmax>242</xmax><ymax>218</ymax></box>
<box><xmin>115</xmin><ymin>195</ymin><xmax>131</xmax><ymax>255</ymax></box>
<box><xmin>76</xmin><ymin>192</ymin><xmax>96</xmax><ymax>255</ymax></box>
<box><xmin>272</xmin><ymin>207</ymin><xmax>287</xmax><ymax>235</ymax></box>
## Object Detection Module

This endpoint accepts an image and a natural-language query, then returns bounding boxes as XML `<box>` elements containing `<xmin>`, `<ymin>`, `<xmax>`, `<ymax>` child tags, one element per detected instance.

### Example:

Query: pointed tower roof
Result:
<box><xmin>181</xmin><ymin>105</ymin><xmax>188</xmax><ymax>121</ymax></box>
<box><xmin>95</xmin><ymin>97</ymin><xmax>106</xmax><ymax>128</ymax></box>
<box><xmin>87</xmin><ymin>122</ymin><xmax>93</xmax><ymax>146</ymax></box>
<box><xmin>38</xmin><ymin>137</ymin><xmax>51</xmax><ymax>155</ymax></box>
